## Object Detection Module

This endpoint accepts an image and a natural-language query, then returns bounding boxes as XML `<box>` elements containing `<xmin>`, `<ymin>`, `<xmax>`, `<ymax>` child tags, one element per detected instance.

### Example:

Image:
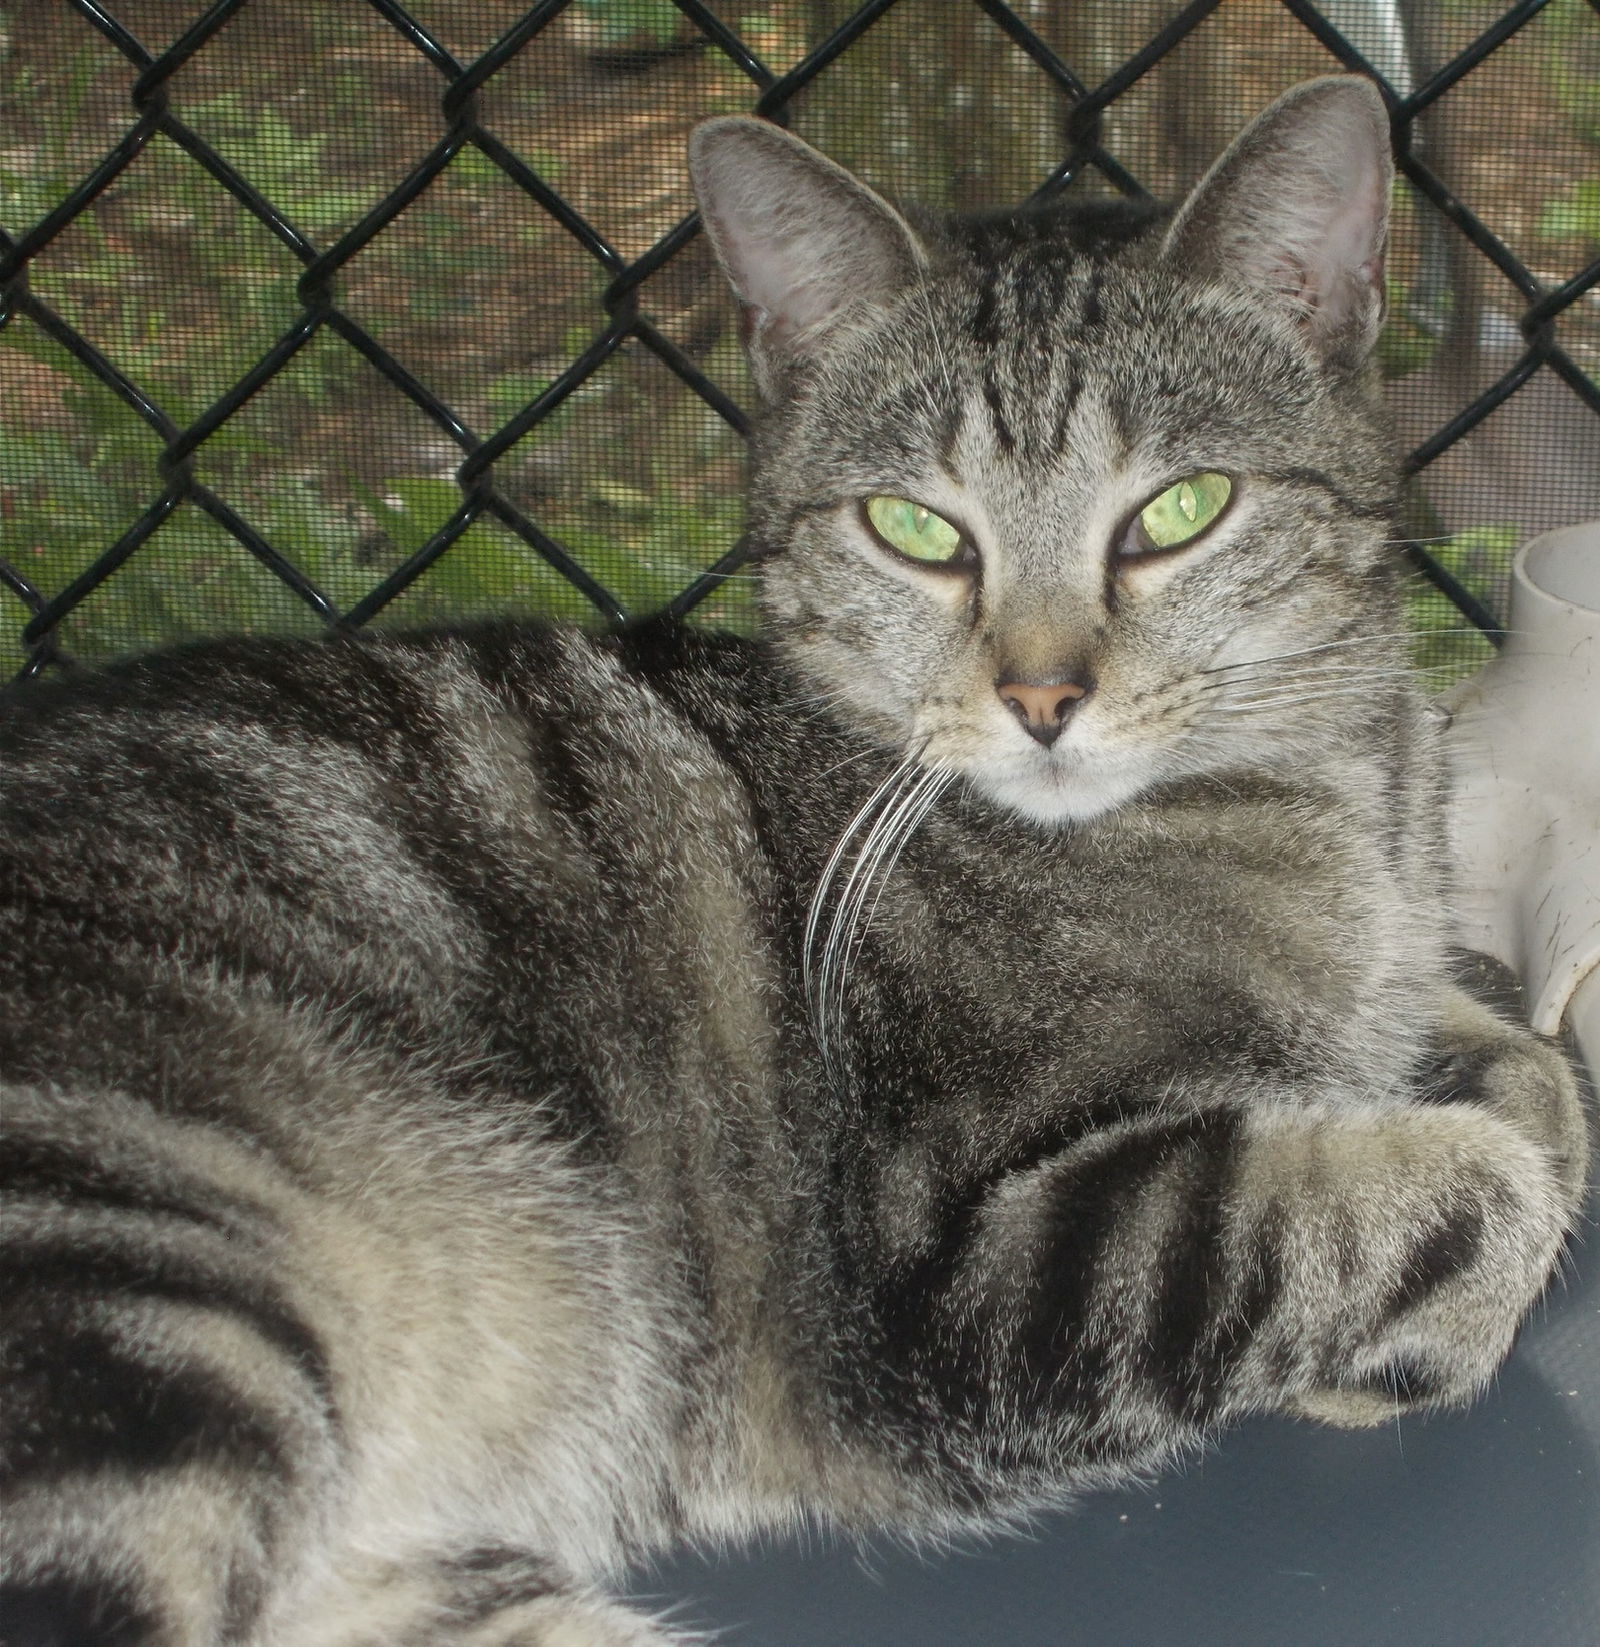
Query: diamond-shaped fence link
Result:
<box><xmin>1</xmin><ymin>0</ymin><xmax>1596</xmax><ymax>684</ymax></box>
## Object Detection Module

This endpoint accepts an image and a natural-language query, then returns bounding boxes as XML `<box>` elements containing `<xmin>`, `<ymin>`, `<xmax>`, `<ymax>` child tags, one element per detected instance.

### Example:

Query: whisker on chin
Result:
<box><xmin>845</xmin><ymin>766</ymin><xmax>952</xmax><ymax>975</ymax></box>
<box><xmin>771</xmin><ymin>681</ymin><xmax>859</xmax><ymax>716</ymax></box>
<box><xmin>802</xmin><ymin>758</ymin><xmax>920</xmax><ymax>1084</ymax></box>
<box><xmin>817</xmin><ymin>766</ymin><xmax>947</xmax><ymax>1075</ymax></box>
<box><xmin>811</xmin><ymin>745</ymin><xmax>885</xmax><ymax>784</ymax></box>
<box><xmin>803</xmin><ymin>755</ymin><xmax>952</xmax><ymax>1091</ymax></box>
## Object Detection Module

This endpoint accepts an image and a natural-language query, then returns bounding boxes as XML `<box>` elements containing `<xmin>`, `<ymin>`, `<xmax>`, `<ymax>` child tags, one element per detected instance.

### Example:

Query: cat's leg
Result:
<box><xmin>1281</xmin><ymin>979</ymin><xmax>1590</xmax><ymax>1426</ymax></box>
<box><xmin>1</xmin><ymin>1084</ymin><xmax>691</xmax><ymax>1646</ymax></box>
<box><xmin>1252</xmin><ymin>1010</ymin><xmax>1584</xmax><ymax>1428</ymax></box>
<box><xmin>326</xmin><ymin>1549</ymin><xmax>693</xmax><ymax>1647</ymax></box>
<box><xmin>429</xmin><ymin>1591</ymin><xmax>691</xmax><ymax>1647</ymax></box>
<box><xmin>1424</xmin><ymin>975</ymin><xmax>1591</xmax><ymax>1210</ymax></box>
<box><xmin>0</xmin><ymin>1084</ymin><xmax>343</xmax><ymax>1646</ymax></box>
<box><xmin>868</xmin><ymin>1006</ymin><xmax>1587</xmax><ymax>1468</ymax></box>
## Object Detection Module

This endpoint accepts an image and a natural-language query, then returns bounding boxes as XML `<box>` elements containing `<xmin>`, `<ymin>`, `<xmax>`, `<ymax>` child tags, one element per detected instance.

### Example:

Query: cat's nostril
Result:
<box><xmin>997</xmin><ymin>679</ymin><xmax>1091</xmax><ymax>748</ymax></box>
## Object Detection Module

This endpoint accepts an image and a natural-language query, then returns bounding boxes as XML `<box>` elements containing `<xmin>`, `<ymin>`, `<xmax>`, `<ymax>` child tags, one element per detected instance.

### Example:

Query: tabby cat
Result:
<box><xmin>0</xmin><ymin>78</ymin><xmax>1588</xmax><ymax>1646</ymax></box>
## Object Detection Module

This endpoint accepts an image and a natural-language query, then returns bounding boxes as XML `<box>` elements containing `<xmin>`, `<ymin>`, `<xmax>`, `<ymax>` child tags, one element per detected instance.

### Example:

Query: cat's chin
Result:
<box><xmin>973</xmin><ymin>757</ymin><xmax>1152</xmax><ymax>828</ymax></box>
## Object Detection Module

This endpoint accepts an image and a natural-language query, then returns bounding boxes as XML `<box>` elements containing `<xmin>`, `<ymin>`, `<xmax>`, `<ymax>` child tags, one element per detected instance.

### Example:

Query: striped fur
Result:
<box><xmin>1</xmin><ymin>81</ymin><xmax>1588</xmax><ymax>1644</ymax></box>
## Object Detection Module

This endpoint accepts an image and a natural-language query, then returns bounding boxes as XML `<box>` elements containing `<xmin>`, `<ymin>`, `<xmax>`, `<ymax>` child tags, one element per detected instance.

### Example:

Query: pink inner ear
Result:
<box><xmin>1249</xmin><ymin>155</ymin><xmax>1389</xmax><ymax>361</ymax></box>
<box><xmin>690</xmin><ymin>120</ymin><xmax>927</xmax><ymax>391</ymax></box>
<box><xmin>1261</xmin><ymin>253</ymin><xmax>1315</xmax><ymax>310</ymax></box>
<box><xmin>1317</xmin><ymin>173</ymin><xmax>1387</xmax><ymax>274</ymax></box>
<box><xmin>732</xmin><ymin>228</ymin><xmax>826</xmax><ymax>335</ymax></box>
<box><xmin>1161</xmin><ymin>82</ymin><xmax>1393</xmax><ymax>367</ymax></box>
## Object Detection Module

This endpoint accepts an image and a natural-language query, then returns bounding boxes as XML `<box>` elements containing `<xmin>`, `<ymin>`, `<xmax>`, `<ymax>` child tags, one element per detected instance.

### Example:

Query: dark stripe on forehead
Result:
<box><xmin>970</xmin><ymin>266</ymin><xmax>1002</xmax><ymax>348</ymax></box>
<box><xmin>1079</xmin><ymin>264</ymin><xmax>1105</xmax><ymax>330</ymax></box>
<box><xmin>1017</xmin><ymin>248</ymin><xmax>1071</xmax><ymax>331</ymax></box>
<box><xmin>982</xmin><ymin>373</ymin><xmax>1016</xmax><ymax>456</ymax></box>
<box><xmin>1100</xmin><ymin>382</ymin><xmax>1140</xmax><ymax>461</ymax></box>
<box><xmin>1047</xmin><ymin>370</ymin><xmax>1083</xmax><ymax>461</ymax></box>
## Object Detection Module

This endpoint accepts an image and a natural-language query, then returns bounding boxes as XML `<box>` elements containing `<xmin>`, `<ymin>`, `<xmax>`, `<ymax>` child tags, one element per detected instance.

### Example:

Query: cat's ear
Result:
<box><xmin>689</xmin><ymin>117</ymin><xmax>927</xmax><ymax>396</ymax></box>
<box><xmin>1162</xmin><ymin>77</ymin><xmax>1392</xmax><ymax>372</ymax></box>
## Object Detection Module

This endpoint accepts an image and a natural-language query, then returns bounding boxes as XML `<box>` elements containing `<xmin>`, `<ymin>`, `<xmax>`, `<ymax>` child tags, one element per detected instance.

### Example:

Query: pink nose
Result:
<box><xmin>997</xmin><ymin>679</ymin><xmax>1090</xmax><ymax>748</ymax></box>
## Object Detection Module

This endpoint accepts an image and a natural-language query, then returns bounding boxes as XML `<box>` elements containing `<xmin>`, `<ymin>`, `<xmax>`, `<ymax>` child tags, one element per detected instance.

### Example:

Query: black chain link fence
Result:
<box><xmin>2</xmin><ymin>0</ymin><xmax>1597</xmax><ymax>684</ymax></box>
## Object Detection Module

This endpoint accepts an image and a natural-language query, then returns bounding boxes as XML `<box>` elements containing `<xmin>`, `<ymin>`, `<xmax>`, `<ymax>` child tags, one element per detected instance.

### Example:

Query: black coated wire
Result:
<box><xmin>0</xmin><ymin>0</ymin><xmax>1594</xmax><ymax>677</ymax></box>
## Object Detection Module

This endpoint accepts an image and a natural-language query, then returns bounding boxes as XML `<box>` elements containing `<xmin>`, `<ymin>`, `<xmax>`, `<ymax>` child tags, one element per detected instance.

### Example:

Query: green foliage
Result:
<box><xmin>0</xmin><ymin>312</ymin><xmax>749</xmax><ymax>676</ymax></box>
<box><xmin>0</xmin><ymin>36</ymin><xmax>100</xmax><ymax>230</ymax></box>
<box><xmin>1375</xmin><ymin>295</ymin><xmax>1440</xmax><ymax>378</ymax></box>
<box><xmin>1548</xmin><ymin>0</ymin><xmax>1600</xmax><ymax>144</ymax></box>
<box><xmin>189</xmin><ymin>92</ymin><xmax>373</xmax><ymax>237</ymax></box>
<box><xmin>1376</xmin><ymin>192</ymin><xmax>1445</xmax><ymax>378</ymax></box>
<box><xmin>2</xmin><ymin>459</ymin><xmax>749</xmax><ymax>676</ymax></box>
<box><xmin>1541</xmin><ymin>179</ymin><xmax>1600</xmax><ymax>250</ymax></box>
<box><xmin>352</xmin><ymin>477</ymin><xmax>462</xmax><ymax>556</ymax></box>
<box><xmin>1407</xmin><ymin>528</ymin><xmax>1513</xmax><ymax>687</ymax></box>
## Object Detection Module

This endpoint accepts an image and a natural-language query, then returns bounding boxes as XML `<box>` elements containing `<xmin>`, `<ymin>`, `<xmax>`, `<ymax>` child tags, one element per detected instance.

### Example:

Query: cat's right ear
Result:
<box><xmin>1161</xmin><ymin>77</ymin><xmax>1393</xmax><ymax>373</ymax></box>
<box><xmin>688</xmin><ymin>117</ymin><xmax>927</xmax><ymax>398</ymax></box>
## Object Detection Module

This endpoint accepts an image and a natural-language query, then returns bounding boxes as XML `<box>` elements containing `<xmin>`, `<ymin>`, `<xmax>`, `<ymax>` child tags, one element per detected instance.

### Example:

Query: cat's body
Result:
<box><xmin>0</xmin><ymin>80</ymin><xmax>1588</xmax><ymax>1646</ymax></box>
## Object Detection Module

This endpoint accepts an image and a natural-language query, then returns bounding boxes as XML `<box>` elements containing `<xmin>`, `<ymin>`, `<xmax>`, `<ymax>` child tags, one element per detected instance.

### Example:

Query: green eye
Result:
<box><xmin>1128</xmin><ymin>472</ymin><xmax>1233</xmax><ymax>554</ymax></box>
<box><xmin>864</xmin><ymin>495</ymin><xmax>965</xmax><ymax>564</ymax></box>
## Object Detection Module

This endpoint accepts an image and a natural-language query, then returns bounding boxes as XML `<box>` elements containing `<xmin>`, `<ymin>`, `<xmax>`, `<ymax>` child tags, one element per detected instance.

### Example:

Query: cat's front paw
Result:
<box><xmin>1286</xmin><ymin>1386</ymin><xmax>1421</xmax><ymax>1430</ymax></box>
<box><xmin>1287</xmin><ymin>1354</ymin><xmax>1489</xmax><ymax>1429</ymax></box>
<box><xmin>1245</xmin><ymin>1099</ymin><xmax>1577</xmax><ymax>1426</ymax></box>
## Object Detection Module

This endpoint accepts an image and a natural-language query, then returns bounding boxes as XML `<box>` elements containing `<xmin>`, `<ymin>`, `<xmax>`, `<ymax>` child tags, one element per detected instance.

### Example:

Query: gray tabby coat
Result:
<box><xmin>0</xmin><ymin>78</ymin><xmax>1588</xmax><ymax>1646</ymax></box>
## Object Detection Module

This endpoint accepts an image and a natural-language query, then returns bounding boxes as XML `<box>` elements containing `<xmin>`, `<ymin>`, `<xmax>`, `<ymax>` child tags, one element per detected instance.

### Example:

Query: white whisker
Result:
<box><xmin>803</xmin><ymin>755</ymin><xmax>951</xmax><ymax>1091</ymax></box>
<box><xmin>851</xmin><ymin>769</ymin><xmax>953</xmax><ymax>958</ymax></box>
<box><xmin>1216</xmin><ymin>688</ymin><xmax>1385</xmax><ymax>714</ymax></box>
<box><xmin>802</xmin><ymin>758</ymin><xmax>923</xmax><ymax>1084</ymax></box>
<box><xmin>910</xmin><ymin>275</ymin><xmax>962</xmax><ymax>412</ymax></box>
<box><xmin>1198</xmin><ymin>632</ymin><xmax>1427</xmax><ymax>676</ymax></box>
<box><xmin>815</xmin><ymin>768</ymin><xmax>935</xmax><ymax>1077</ymax></box>
<box><xmin>811</xmin><ymin>744</ymin><xmax>886</xmax><ymax>784</ymax></box>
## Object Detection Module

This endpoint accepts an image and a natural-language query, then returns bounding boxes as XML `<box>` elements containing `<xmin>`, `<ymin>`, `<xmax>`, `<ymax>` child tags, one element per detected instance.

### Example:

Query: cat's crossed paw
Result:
<box><xmin>1244</xmin><ymin>1087</ymin><xmax>1582</xmax><ymax>1429</ymax></box>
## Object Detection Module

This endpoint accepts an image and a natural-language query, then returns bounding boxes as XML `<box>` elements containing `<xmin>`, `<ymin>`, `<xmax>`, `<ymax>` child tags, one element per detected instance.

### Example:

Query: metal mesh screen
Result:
<box><xmin>2</xmin><ymin>0</ymin><xmax>1597</xmax><ymax>686</ymax></box>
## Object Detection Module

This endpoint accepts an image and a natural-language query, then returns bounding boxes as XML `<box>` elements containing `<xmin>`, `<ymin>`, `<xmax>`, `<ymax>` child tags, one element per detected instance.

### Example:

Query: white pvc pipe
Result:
<box><xmin>1316</xmin><ymin>0</ymin><xmax>1413</xmax><ymax>94</ymax></box>
<box><xmin>1447</xmin><ymin>521</ymin><xmax>1600</xmax><ymax>1082</ymax></box>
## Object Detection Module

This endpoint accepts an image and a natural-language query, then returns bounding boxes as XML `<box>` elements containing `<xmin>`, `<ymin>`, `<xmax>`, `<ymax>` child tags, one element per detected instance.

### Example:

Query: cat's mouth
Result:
<box><xmin>968</xmin><ymin>736</ymin><xmax>1156</xmax><ymax>826</ymax></box>
<box><xmin>910</xmin><ymin>708</ymin><xmax>1149</xmax><ymax>826</ymax></box>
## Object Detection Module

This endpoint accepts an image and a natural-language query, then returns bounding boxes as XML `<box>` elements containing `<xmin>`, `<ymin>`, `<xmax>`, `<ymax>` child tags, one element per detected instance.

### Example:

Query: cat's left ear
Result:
<box><xmin>689</xmin><ymin>117</ymin><xmax>928</xmax><ymax>398</ymax></box>
<box><xmin>1162</xmin><ymin>77</ymin><xmax>1392</xmax><ymax>372</ymax></box>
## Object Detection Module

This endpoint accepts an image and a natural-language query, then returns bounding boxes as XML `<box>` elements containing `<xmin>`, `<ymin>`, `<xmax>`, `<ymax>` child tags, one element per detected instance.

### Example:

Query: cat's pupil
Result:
<box><xmin>1178</xmin><ymin>483</ymin><xmax>1197</xmax><ymax>522</ymax></box>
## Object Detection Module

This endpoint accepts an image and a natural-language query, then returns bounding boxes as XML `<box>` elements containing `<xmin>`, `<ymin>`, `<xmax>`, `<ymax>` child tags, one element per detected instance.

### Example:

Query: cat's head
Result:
<box><xmin>689</xmin><ymin>79</ymin><xmax>1403</xmax><ymax>825</ymax></box>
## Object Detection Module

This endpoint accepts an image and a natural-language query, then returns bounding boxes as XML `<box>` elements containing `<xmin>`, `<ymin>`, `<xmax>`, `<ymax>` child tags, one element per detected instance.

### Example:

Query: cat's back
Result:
<box><xmin>0</xmin><ymin>624</ymin><xmax>804</xmax><ymax>1598</ymax></box>
<box><xmin>0</xmin><ymin>622</ymin><xmax>789</xmax><ymax>1121</ymax></box>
